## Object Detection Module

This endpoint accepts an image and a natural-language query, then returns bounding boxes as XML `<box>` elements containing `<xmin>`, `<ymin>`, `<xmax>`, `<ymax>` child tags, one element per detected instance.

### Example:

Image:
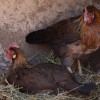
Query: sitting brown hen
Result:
<box><xmin>26</xmin><ymin>5</ymin><xmax>100</xmax><ymax>75</ymax></box>
<box><xmin>5</xmin><ymin>44</ymin><xmax>96</xmax><ymax>95</ymax></box>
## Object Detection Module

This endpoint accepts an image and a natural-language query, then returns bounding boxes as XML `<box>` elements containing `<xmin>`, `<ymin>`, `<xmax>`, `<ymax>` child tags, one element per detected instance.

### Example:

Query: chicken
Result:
<box><xmin>5</xmin><ymin>44</ymin><xmax>96</xmax><ymax>95</ymax></box>
<box><xmin>25</xmin><ymin>5</ymin><xmax>100</xmax><ymax>75</ymax></box>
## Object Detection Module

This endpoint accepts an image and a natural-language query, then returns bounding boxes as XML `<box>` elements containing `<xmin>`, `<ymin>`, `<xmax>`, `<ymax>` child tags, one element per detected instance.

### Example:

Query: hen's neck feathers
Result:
<box><xmin>79</xmin><ymin>7</ymin><xmax>100</xmax><ymax>49</ymax></box>
<box><xmin>12</xmin><ymin>49</ymin><xmax>31</xmax><ymax>70</ymax></box>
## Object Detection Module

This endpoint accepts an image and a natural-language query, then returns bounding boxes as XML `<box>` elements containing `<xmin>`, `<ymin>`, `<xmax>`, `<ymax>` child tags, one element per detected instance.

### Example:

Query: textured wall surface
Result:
<box><xmin>0</xmin><ymin>0</ymin><xmax>99</xmax><ymax>60</ymax></box>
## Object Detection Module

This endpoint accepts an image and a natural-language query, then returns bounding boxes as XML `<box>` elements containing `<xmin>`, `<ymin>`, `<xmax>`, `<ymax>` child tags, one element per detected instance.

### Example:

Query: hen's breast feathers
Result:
<box><xmin>81</xmin><ymin>22</ymin><xmax>100</xmax><ymax>50</ymax></box>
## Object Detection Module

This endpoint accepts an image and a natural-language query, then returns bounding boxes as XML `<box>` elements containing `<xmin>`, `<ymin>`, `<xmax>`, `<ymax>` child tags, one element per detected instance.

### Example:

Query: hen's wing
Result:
<box><xmin>26</xmin><ymin>15</ymin><xmax>81</xmax><ymax>45</ymax></box>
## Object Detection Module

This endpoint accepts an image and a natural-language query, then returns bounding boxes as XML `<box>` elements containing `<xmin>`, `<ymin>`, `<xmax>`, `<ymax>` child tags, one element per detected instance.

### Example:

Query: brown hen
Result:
<box><xmin>25</xmin><ymin>5</ymin><xmax>100</xmax><ymax>75</ymax></box>
<box><xmin>5</xmin><ymin>45</ymin><xmax>96</xmax><ymax>95</ymax></box>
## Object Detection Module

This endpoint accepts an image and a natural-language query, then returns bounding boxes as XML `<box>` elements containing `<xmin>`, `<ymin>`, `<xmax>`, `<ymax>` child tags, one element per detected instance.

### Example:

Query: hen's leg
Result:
<box><xmin>77</xmin><ymin>59</ymin><xmax>83</xmax><ymax>76</ymax></box>
<box><xmin>60</xmin><ymin>56</ymin><xmax>74</xmax><ymax>73</ymax></box>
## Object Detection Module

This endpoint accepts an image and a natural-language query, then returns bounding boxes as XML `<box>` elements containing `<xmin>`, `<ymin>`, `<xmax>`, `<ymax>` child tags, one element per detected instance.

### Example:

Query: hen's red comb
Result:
<box><xmin>7</xmin><ymin>44</ymin><xmax>19</xmax><ymax>51</ymax></box>
<box><xmin>9</xmin><ymin>44</ymin><xmax>19</xmax><ymax>48</ymax></box>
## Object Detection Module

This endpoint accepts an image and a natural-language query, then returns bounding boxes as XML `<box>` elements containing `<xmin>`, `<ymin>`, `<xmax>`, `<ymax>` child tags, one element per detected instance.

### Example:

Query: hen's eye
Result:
<box><xmin>12</xmin><ymin>54</ymin><xmax>16</xmax><ymax>59</ymax></box>
<box><xmin>11</xmin><ymin>51</ymin><xmax>17</xmax><ymax>59</ymax></box>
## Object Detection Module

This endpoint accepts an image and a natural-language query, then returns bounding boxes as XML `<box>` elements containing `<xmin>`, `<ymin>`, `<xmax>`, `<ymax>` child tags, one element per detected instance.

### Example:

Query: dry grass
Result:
<box><xmin>0</xmin><ymin>76</ymin><xmax>100</xmax><ymax>100</ymax></box>
<box><xmin>0</xmin><ymin>51</ymin><xmax>100</xmax><ymax>100</ymax></box>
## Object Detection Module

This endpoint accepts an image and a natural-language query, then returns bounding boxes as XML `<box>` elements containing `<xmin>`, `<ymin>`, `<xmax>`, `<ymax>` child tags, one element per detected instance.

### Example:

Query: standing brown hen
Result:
<box><xmin>26</xmin><ymin>5</ymin><xmax>100</xmax><ymax>75</ymax></box>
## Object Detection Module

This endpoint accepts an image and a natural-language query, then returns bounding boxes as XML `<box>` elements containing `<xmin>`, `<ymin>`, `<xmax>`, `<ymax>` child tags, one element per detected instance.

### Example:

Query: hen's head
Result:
<box><xmin>7</xmin><ymin>44</ymin><xmax>28</xmax><ymax>69</ymax></box>
<box><xmin>83</xmin><ymin>5</ymin><xmax>99</xmax><ymax>24</ymax></box>
<box><xmin>6</xmin><ymin>44</ymin><xmax>20</xmax><ymax>60</ymax></box>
